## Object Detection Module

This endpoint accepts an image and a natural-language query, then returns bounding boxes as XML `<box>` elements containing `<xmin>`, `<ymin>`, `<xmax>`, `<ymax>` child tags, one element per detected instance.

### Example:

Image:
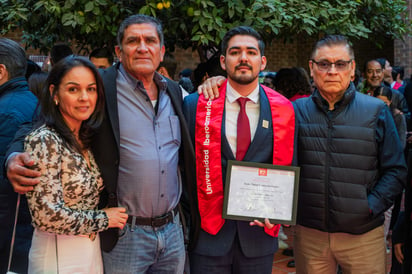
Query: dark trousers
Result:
<box><xmin>0</xmin><ymin>224</ymin><xmax>32</xmax><ymax>274</ymax></box>
<box><xmin>189</xmin><ymin>233</ymin><xmax>274</xmax><ymax>274</ymax></box>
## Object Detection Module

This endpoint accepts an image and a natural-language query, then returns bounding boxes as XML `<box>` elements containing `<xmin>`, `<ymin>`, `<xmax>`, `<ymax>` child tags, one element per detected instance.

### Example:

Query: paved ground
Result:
<box><xmin>271</xmin><ymin>226</ymin><xmax>296</xmax><ymax>274</ymax></box>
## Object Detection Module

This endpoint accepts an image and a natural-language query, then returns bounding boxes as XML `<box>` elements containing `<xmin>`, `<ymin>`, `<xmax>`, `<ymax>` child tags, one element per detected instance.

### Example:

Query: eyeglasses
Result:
<box><xmin>311</xmin><ymin>59</ymin><xmax>353</xmax><ymax>72</ymax></box>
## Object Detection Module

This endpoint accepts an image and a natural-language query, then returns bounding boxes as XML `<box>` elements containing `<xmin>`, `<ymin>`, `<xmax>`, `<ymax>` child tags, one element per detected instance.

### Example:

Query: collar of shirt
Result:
<box><xmin>224</xmin><ymin>81</ymin><xmax>260</xmax><ymax>158</ymax></box>
<box><xmin>118</xmin><ymin>64</ymin><xmax>167</xmax><ymax>93</ymax></box>
<box><xmin>226</xmin><ymin>81</ymin><xmax>260</xmax><ymax>104</ymax></box>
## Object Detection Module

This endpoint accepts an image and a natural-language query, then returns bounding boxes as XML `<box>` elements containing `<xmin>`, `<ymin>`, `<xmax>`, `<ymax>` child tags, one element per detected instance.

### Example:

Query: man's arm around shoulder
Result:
<box><xmin>4</xmin><ymin>123</ymin><xmax>41</xmax><ymax>194</ymax></box>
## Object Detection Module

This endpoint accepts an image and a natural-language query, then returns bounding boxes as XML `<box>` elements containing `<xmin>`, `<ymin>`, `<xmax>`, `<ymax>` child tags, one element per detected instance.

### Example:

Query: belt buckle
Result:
<box><xmin>151</xmin><ymin>215</ymin><xmax>166</xmax><ymax>227</ymax></box>
<box><xmin>151</xmin><ymin>211</ymin><xmax>172</xmax><ymax>227</ymax></box>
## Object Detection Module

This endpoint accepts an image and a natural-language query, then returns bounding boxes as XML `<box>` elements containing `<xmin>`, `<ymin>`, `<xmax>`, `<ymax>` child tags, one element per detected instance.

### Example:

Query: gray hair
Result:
<box><xmin>311</xmin><ymin>35</ymin><xmax>354</xmax><ymax>60</ymax></box>
<box><xmin>117</xmin><ymin>14</ymin><xmax>164</xmax><ymax>49</ymax></box>
<box><xmin>0</xmin><ymin>38</ymin><xmax>27</xmax><ymax>79</ymax></box>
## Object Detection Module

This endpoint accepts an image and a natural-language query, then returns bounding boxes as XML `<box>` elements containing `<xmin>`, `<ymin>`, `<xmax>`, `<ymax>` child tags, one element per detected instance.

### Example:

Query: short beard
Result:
<box><xmin>229</xmin><ymin>74</ymin><xmax>257</xmax><ymax>85</ymax></box>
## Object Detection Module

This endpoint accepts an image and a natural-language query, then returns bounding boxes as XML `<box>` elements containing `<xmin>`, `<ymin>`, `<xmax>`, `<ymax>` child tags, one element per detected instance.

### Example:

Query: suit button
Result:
<box><xmin>114</xmin><ymin>160</ymin><xmax>119</xmax><ymax>166</ymax></box>
<box><xmin>109</xmin><ymin>193</ymin><xmax>116</xmax><ymax>199</ymax></box>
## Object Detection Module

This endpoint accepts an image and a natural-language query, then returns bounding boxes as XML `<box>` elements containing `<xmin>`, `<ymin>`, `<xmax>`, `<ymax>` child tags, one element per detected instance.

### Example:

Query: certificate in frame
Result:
<box><xmin>222</xmin><ymin>160</ymin><xmax>300</xmax><ymax>225</ymax></box>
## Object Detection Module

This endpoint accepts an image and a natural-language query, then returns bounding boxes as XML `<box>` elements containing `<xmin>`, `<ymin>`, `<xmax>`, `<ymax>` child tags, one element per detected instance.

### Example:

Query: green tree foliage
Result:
<box><xmin>0</xmin><ymin>0</ymin><xmax>410</xmax><ymax>56</ymax></box>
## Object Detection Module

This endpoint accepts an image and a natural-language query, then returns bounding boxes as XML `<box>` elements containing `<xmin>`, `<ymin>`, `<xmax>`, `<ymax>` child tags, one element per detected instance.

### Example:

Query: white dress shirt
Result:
<box><xmin>225</xmin><ymin>82</ymin><xmax>260</xmax><ymax>157</ymax></box>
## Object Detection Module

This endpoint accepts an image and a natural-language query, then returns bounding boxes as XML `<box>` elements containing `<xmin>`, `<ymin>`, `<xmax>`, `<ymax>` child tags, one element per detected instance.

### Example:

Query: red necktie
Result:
<box><xmin>236</xmin><ymin>97</ymin><xmax>251</xmax><ymax>160</ymax></box>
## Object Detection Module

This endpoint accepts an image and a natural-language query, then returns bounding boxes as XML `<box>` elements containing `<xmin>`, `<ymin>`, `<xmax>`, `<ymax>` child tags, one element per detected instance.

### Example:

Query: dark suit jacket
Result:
<box><xmin>183</xmin><ymin>86</ymin><xmax>293</xmax><ymax>258</ymax></box>
<box><xmin>91</xmin><ymin>63</ymin><xmax>197</xmax><ymax>252</ymax></box>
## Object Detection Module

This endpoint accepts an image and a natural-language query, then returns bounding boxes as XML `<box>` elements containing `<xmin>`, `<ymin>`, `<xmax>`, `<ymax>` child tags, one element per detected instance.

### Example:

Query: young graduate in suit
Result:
<box><xmin>183</xmin><ymin>26</ymin><xmax>297</xmax><ymax>274</ymax></box>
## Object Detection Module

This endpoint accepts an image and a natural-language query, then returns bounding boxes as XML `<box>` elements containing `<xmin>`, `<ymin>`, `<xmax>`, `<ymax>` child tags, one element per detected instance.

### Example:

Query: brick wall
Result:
<box><xmin>264</xmin><ymin>39</ymin><xmax>299</xmax><ymax>72</ymax></box>
<box><xmin>394</xmin><ymin>0</ymin><xmax>412</xmax><ymax>79</ymax></box>
<box><xmin>171</xmin><ymin>47</ymin><xmax>199</xmax><ymax>80</ymax></box>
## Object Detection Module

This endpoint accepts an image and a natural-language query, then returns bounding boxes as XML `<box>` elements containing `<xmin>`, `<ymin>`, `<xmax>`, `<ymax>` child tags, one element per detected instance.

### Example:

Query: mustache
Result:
<box><xmin>235</xmin><ymin>63</ymin><xmax>252</xmax><ymax>70</ymax></box>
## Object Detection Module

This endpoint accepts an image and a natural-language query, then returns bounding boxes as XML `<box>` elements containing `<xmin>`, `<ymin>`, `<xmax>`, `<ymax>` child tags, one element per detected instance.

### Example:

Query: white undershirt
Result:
<box><xmin>225</xmin><ymin>82</ymin><xmax>260</xmax><ymax>157</ymax></box>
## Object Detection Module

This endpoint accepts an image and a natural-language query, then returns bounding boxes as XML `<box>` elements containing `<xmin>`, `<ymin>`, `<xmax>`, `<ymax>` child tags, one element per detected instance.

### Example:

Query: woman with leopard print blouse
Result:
<box><xmin>24</xmin><ymin>56</ymin><xmax>128</xmax><ymax>274</ymax></box>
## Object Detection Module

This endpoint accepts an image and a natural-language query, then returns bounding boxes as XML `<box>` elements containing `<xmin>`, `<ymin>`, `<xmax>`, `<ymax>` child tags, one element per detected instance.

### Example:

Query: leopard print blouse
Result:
<box><xmin>24</xmin><ymin>125</ymin><xmax>109</xmax><ymax>235</ymax></box>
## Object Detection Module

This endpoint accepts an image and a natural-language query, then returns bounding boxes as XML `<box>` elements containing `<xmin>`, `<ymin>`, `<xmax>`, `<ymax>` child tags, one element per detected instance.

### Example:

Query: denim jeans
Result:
<box><xmin>102</xmin><ymin>213</ymin><xmax>185</xmax><ymax>274</ymax></box>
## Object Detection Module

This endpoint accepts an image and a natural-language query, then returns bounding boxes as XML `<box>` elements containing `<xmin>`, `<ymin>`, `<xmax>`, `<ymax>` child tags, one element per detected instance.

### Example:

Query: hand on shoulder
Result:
<box><xmin>6</xmin><ymin>152</ymin><xmax>41</xmax><ymax>194</ymax></box>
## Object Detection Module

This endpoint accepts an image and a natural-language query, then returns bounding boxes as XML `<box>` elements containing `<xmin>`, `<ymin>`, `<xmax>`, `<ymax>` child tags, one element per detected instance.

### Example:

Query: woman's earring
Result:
<box><xmin>55</xmin><ymin>100</ymin><xmax>59</xmax><ymax>106</ymax></box>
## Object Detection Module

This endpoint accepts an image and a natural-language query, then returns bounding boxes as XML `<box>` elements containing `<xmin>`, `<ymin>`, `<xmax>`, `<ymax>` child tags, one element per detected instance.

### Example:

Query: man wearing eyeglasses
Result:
<box><xmin>358</xmin><ymin>58</ymin><xmax>409</xmax><ymax>118</ymax></box>
<box><xmin>292</xmin><ymin>35</ymin><xmax>406</xmax><ymax>273</ymax></box>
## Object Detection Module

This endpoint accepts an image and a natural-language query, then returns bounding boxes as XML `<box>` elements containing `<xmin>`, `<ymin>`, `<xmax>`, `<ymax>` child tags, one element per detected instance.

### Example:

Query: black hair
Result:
<box><xmin>179</xmin><ymin>68</ymin><xmax>193</xmax><ymax>78</ymax></box>
<box><xmin>363</xmin><ymin>59</ymin><xmax>383</xmax><ymax>73</ymax></box>
<box><xmin>221</xmin><ymin>26</ymin><xmax>265</xmax><ymax>56</ymax></box>
<box><xmin>40</xmin><ymin>56</ymin><xmax>105</xmax><ymax>153</ymax></box>
<box><xmin>26</xmin><ymin>59</ymin><xmax>42</xmax><ymax>79</ymax></box>
<box><xmin>179</xmin><ymin>77</ymin><xmax>194</xmax><ymax>93</ymax></box>
<box><xmin>193</xmin><ymin>53</ymin><xmax>226</xmax><ymax>90</ymax></box>
<box><xmin>376</xmin><ymin>58</ymin><xmax>387</xmax><ymax>69</ymax></box>
<box><xmin>50</xmin><ymin>43</ymin><xmax>73</xmax><ymax>65</ymax></box>
<box><xmin>311</xmin><ymin>35</ymin><xmax>354</xmax><ymax>60</ymax></box>
<box><xmin>117</xmin><ymin>14</ymin><xmax>164</xmax><ymax>49</ymax></box>
<box><xmin>392</xmin><ymin>66</ymin><xmax>404</xmax><ymax>81</ymax></box>
<box><xmin>373</xmin><ymin>85</ymin><xmax>392</xmax><ymax>100</ymax></box>
<box><xmin>89</xmin><ymin>47</ymin><xmax>114</xmax><ymax>65</ymax></box>
<box><xmin>273</xmin><ymin>67</ymin><xmax>312</xmax><ymax>99</ymax></box>
<box><xmin>28</xmin><ymin>71</ymin><xmax>48</xmax><ymax>100</ymax></box>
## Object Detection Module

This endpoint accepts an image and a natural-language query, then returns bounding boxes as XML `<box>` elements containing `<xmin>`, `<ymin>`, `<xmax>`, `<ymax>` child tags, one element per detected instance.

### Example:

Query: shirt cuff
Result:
<box><xmin>5</xmin><ymin>152</ymin><xmax>19</xmax><ymax>169</ymax></box>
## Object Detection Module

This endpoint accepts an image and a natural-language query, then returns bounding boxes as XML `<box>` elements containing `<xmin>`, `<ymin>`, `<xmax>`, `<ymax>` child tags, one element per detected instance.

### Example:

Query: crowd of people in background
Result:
<box><xmin>1</xmin><ymin>12</ymin><xmax>412</xmax><ymax>274</ymax></box>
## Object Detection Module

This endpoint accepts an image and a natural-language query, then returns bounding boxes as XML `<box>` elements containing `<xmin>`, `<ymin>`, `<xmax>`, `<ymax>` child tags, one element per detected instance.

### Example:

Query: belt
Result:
<box><xmin>126</xmin><ymin>207</ymin><xmax>178</xmax><ymax>227</ymax></box>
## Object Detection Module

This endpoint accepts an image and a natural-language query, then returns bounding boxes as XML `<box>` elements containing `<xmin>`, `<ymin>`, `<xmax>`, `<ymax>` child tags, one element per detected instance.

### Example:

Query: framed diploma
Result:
<box><xmin>222</xmin><ymin>160</ymin><xmax>300</xmax><ymax>225</ymax></box>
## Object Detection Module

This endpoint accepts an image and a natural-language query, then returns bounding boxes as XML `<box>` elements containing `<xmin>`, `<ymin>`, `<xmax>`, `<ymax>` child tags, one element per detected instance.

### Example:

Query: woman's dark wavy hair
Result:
<box><xmin>373</xmin><ymin>85</ymin><xmax>393</xmax><ymax>101</ymax></box>
<box><xmin>273</xmin><ymin>67</ymin><xmax>312</xmax><ymax>99</ymax></box>
<box><xmin>39</xmin><ymin>56</ymin><xmax>105</xmax><ymax>153</ymax></box>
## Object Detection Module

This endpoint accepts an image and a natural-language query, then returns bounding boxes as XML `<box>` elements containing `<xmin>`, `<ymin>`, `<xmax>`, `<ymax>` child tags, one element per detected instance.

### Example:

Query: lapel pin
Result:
<box><xmin>262</xmin><ymin>120</ymin><xmax>269</xmax><ymax>128</ymax></box>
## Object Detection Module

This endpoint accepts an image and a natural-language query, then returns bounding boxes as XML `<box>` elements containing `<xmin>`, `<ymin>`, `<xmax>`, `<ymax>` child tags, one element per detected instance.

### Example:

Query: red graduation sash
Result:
<box><xmin>195</xmin><ymin>80</ymin><xmax>295</xmax><ymax>235</ymax></box>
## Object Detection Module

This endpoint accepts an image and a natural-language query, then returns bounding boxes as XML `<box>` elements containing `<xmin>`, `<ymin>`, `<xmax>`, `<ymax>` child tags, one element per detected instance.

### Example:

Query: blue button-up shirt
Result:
<box><xmin>116</xmin><ymin>65</ymin><xmax>181</xmax><ymax>218</ymax></box>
